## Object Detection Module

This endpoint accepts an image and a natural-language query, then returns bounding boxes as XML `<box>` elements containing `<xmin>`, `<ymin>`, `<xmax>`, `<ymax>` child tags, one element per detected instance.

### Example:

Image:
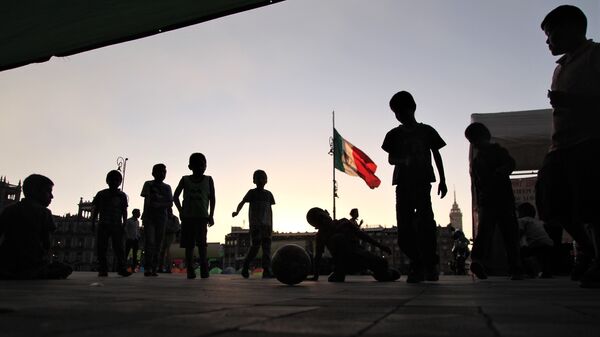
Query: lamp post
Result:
<box><xmin>116</xmin><ymin>156</ymin><xmax>128</xmax><ymax>192</ymax></box>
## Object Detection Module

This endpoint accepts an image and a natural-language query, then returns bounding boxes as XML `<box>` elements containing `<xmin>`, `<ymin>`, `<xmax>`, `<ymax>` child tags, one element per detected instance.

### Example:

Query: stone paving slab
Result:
<box><xmin>0</xmin><ymin>272</ymin><xmax>599</xmax><ymax>337</ymax></box>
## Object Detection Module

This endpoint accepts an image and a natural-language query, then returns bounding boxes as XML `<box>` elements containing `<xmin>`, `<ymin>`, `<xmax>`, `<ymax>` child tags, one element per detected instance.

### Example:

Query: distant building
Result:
<box><xmin>51</xmin><ymin>198</ymin><xmax>98</xmax><ymax>271</ymax></box>
<box><xmin>449</xmin><ymin>190</ymin><xmax>463</xmax><ymax>231</ymax></box>
<box><xmin>437</xmin><ymin>224</ymin><xmax>456</xmax><ymax>275</ymax></box>
<box><xmin>0</xmin><ymin>176</ymin><xmax>21</xmax><ymax>213</ymax></box>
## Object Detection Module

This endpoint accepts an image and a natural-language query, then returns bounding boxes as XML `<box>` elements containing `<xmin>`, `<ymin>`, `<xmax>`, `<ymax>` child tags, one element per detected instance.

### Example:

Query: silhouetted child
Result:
<box><xmin>381</xmin><ymin>91</ymin><xmax>447</xmax><ymax>283</ymax></box>
<box><xmin>0</xmin><ymin>174</ymin><xmax>72</xmax><ymax>279</ymax></box>
<box><xmin>465</xmin><ymin>122</ymin><xmax>522</xmax><ymax>280</ymax></box>
<box><xmin>306</xmin><ymin>207</ymin><xmax>399</xmax><ymax>283</ymax></box>
<box><xmin>124</xmin><ymin>208</ymin><xmax>141</xmax><ymax>272</ymax></box>
<box><xmin>173</xmin><ymin>153</ymin><xmax>215</xmax><ymax>279</ymax></box>
<box><xmin>91</xmin><ymin>170</ymin><xmax>131</xmax><ymax>277</ymax></box>
<box><xmin>349</xmin><ymin>208</ymin><xmax>363</xmax><ymax>228</ymax></box>
<box><xmin>232</xmin><ymin>170</ymin><xmax>275</xmax><ymax>279</ymax></box>
<box><xmin>140</xmin><ymin>163</ymin><xmax>173</xmax><ymax>277</ymax></box>
<box><xmin>158</xmin><ymin>207</ymin><xmax>180</xmax><ymax>273</ymax></box>
<box><xmin>517</xmin><ymin>203</ymin><xmax>553</xmax><ymax>278</ymax></box>
<box><xmin>538</xmin><ymin>5</ymin><xmax>600</xmax><ymax>288</ymax></box>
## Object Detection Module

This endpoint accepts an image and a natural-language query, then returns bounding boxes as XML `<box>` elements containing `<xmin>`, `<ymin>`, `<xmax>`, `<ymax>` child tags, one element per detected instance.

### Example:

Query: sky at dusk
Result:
<box><xmin>1</xmin><ymin>0</ymin><xmax>599</xmax><ymax>243</ymax></box>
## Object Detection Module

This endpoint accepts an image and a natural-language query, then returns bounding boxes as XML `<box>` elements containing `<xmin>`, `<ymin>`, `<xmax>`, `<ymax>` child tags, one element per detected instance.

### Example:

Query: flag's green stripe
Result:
<box><xmin>333</xmin><ymin>128</ymin><xmax>346</xmax><ymax>172</ymax></box>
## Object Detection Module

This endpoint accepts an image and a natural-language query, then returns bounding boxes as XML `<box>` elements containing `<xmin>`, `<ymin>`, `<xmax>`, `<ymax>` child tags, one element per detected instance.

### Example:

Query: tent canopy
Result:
<box><xmin>0</xmin><ymin>0</ymin><xmax>284</xmax><ymax>72</ymax></box>
<box><xmin>471</xmin><ymin>109</ymin><xmax>552</xmax><ymax>171</ymax></box>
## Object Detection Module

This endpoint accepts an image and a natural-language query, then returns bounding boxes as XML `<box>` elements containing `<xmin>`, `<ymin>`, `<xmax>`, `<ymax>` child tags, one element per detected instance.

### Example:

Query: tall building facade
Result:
<box><xmin>449</xmin><ymin>190</ymin><xmax>463</xmax><ymax>231</ymax></box>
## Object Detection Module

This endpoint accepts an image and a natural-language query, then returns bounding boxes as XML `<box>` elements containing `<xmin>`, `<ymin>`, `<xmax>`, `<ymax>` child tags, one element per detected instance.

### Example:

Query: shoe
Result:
<box><xmin>98</xmin><ymin>271</ymin><xmax>108</xmax><ymax>277</ymax></box>
<box><xmin>540</xmin><ymin>272</ymin><xmax>553</xmax><ymax>279</ymax></box>
<box><xmin>241</xmin><ymin>268</ymin><xmax>250</xmax><ymax>279</ymax></box>
<box><xmin>118</xmin><ymin>269</ymin><xmax>132</xmax><ymax>277</ymax></box>
<box><xmin>327</xmin><ymin>272</ymin><xmax>345</xmax><ymax>282</ymax></box>
<box><xmin>151</xmin><ymin>272</ymin><xmax>159</xmax><ymax>277</ymax></box>
<box><xmin>200</xmin><ymin>271</ymin><xmax>209</xmax><ymax>279</ymax></box>
<box><xmin>144</xmin><ymin>271</ymin><xmax>153</xmax><ymax>277</ymax></box>
<box><xmin>580</xmin><ymin>261</ymin><xmax>600</xmax><ymax>288</ymax></box>
<box><xmin>470</xmin><ymin>261</ymin><xmax>487</xmax><ymax>280</ymax></box>
<box><xmin>187</xmin><ymin>272</ymin><xmax>196</xmax><ymax>279</ymax></box>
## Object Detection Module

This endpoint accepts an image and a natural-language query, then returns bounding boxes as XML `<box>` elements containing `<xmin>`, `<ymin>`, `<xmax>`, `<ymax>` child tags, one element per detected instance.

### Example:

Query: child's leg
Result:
<box><xmin>414</xmin><ymin>183</ymin><xmax>438</xmax><ymax>278</ymax></box>
<box><xmin>198</xmin><ymin>219</ymin><xmax>209</xmax><ymax>277</ymax></box>
<box><xmin>395</xmin><ymin>186</ymin><xmax>420</xmax><ymax>269</ymax></box>
<box><xmin>96</xmin><ymin>225</ymin><xmax>110</xmax><ymax>273</ymax></box>
<box><xmin>261</xmin><ymin>236</ymin><xmax>272</xmax><ymax>272</ymax></box>
<box><xmin>243</xmin><ymin>226</ymin><xmax>261</xmax><ymax>272</ymax></box>
<box><xmin>497</xmin><ymin>209</ymin><xmax>523</xmax><ymax>276</ymax></box>
<box><xmin>110</xmin><ymin>225</ymin><xmax>127</xmax><ymax>272</ymax></box>
<box><xmin>185</xmin><ymin>246</ymin><xmax>196</xmax><ymax>278</ymax></box>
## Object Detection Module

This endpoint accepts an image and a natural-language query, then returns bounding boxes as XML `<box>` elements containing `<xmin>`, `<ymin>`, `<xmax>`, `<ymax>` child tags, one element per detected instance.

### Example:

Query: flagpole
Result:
<box><xmin>332</xmin><ymin>110</ymin><xmax>337</xmax><ymax>220</ymax></box>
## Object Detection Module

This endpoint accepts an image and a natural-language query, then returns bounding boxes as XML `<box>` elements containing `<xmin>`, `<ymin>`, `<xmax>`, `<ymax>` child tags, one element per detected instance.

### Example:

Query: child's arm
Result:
<box><xmin>208</xmin><ymin>177</ymin><xmax>216</xmax><ymax>226</ymax></box>
<box><xmin>232</xmin><ymin>200</ymin><xmax>245</xmax><ymax>217</ymax></box>
<box><xmin>432</xmin><ymin>149</ymin><xmax>447</xmax><ymax>198</ymax></box>
<box><xmin>172</xmin><ymin>178</ymin><xmax>184</xmax><ymax>215</ymax></box>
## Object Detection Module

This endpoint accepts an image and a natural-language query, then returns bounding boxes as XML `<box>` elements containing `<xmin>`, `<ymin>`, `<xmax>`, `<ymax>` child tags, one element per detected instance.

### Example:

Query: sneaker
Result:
<box><xmin>144</xmin><ymin>271</ymin><xmax>153</xmax><ymax>277</ymax></box>
<box><xmin>470</xmin><ymin>261</ymin><xmax>487</xmax><ymax>280</ymax></box>
<box><xmin>241</xmin><ymin>268</ymin><xmax>250</xmax><ymax>279</ymax></box>
<box><xmin>327</xmin><ymin>272</ymin><xmax>345</xmax><ymax>283</ymax></box>
<box><xmin>118</xmin><ymin>269</ymin><xmax>132</xmax><ymax>277</ymax></box>
<box><xmin>187</xmin><ymin>272</ymin><xmax>196</xmax><ymax>279</ymax></box>
<box><xmin>98</xmin><ymin>271</ymin><xmax>108</xmax><ymax>277</ymax></box>
<box><xmin>200</xmin><ymin>271</ymin><xmax>209</xmax><ymax>279</ymax></box>
<box><xmin>151</xmin><ymin>272</ymin><xmax>159</xmax><ymax>277</ymax></box>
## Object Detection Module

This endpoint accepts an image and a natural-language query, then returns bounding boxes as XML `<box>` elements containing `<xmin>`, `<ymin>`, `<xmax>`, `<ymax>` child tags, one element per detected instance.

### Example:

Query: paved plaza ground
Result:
<box><xmin>1</xmin><ymin>272</ymin><xmax>599</xmax><ymax>337</ymax></box>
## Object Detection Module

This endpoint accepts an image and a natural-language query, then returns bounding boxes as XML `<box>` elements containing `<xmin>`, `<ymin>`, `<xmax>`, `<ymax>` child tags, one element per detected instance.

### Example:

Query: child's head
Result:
<box><xmin>306</xmin><ymin>207</ymin><xmax>332</xmax><ymax>229</ymax></box>
<box><xmin>106</xmin><ymin>170</ymin><xmax>123</xmax><ymax>189</ymax></box>
<box><xmin>517</xmin><ymin>202</ymin><xmax>536</xmax><ymax>218</ymax></box>
<box><xmin>23</xmin><ymin>174</ymin><xmax>54</xmax><ymax>207</ymax></box>
<box><xmin>188</xmin><ymin>153</ymin><xmax>207</xmax><ymax>175</ymax></box>
<box><xmin>464</xmin><ymin>122</ymin><xmax>491</xmax><ymax>147</ymax></box>
<box><xmin>152</xmin><ymin>163</ymin><xmax>167</xmax><ymax>182</ymax></box>
<box><xmin>132</xmin><ymin>208</ymin><xmax>141</xmax><ymax>218</ymax></box>
<box><xmin>253</xmin><ymin>169</ymin><xmax>268</xmax><ymax>187</ymax></box>
<box><xmin>541</xmin><ymin>5</ymin><xmax>587</xmax><ymax>56</ymax></box>
<box><xmin>350</xmin><ymin>208</ymin><xmax>359</xmax><ymax>219</ymax></box>
<box><xmin>389</xmin><ymin>91</ymin><xmax>417</xmax><ymax>124</ymax></box>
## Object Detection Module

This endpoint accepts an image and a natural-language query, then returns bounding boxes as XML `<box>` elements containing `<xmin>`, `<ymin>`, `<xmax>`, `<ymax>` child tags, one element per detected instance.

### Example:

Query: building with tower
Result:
<box><xmin>449</xmin><ymin>190</ymin><xmax>463</xmax><ymax>231</ymax></box>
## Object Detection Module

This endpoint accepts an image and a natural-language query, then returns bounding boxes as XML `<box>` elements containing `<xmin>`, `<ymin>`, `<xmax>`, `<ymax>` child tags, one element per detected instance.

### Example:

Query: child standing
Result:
<box><xmin>232</xmin><ymin>170</ymin><xmax>275</xmax><ymax>279</ymax></box>
<box><xmin>381</xmin><ymin>91</ymin><xmax>447</xmax><ymax>283</ymax></box>
<box><xmin>124</xmin><ymin>208</ymin><xmax>141</xmax><ymax>272</ymax></box>
<box><xmin>140</xmin><ymin>163</ymin><xmax>173</xmax><ymax>277</ymax></box>
<box><xmin>465</xmin><ymin>122</ymin><xmax>523</xmax><ymax>280</ymax></box>
<box><xmin>173</xmin><ymin>153</ymin><xmax>215</xmax><ymax>279</ymax></box>
<box><xmin>0</xmin><ymin>174</ymin><xmax>72</xmax><ymax>279</ymax></box>
<box><xmin>91</xmin><ymin>170</ymin><xmax>131</xmax><ymax>277</ymax></box>
<box><xmin>349</xmin><ymin>208</ymin><xmax>363</xmax><ymax>228</ymax></box>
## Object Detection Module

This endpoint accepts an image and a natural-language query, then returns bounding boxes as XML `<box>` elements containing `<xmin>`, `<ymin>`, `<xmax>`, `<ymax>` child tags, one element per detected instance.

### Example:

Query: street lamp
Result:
<box><xmin>116</xmin><ymin>156</ymin><xmax>128</xmax><ymax>192</ymax></box>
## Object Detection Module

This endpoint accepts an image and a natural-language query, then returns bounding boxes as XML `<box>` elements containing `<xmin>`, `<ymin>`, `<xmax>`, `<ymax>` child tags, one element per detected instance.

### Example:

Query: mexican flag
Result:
<box><xmin>333</xmin><ymin>128</ymin><xmax>381</xmax><ymax>189</ymax></box>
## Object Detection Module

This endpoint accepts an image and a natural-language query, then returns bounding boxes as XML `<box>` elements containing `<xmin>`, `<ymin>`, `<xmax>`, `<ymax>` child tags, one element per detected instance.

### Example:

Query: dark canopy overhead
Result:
<box><xmin>0</xmin><ymin>0</ymin><xmax>284</xmax><ymax>72</ymax></box>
